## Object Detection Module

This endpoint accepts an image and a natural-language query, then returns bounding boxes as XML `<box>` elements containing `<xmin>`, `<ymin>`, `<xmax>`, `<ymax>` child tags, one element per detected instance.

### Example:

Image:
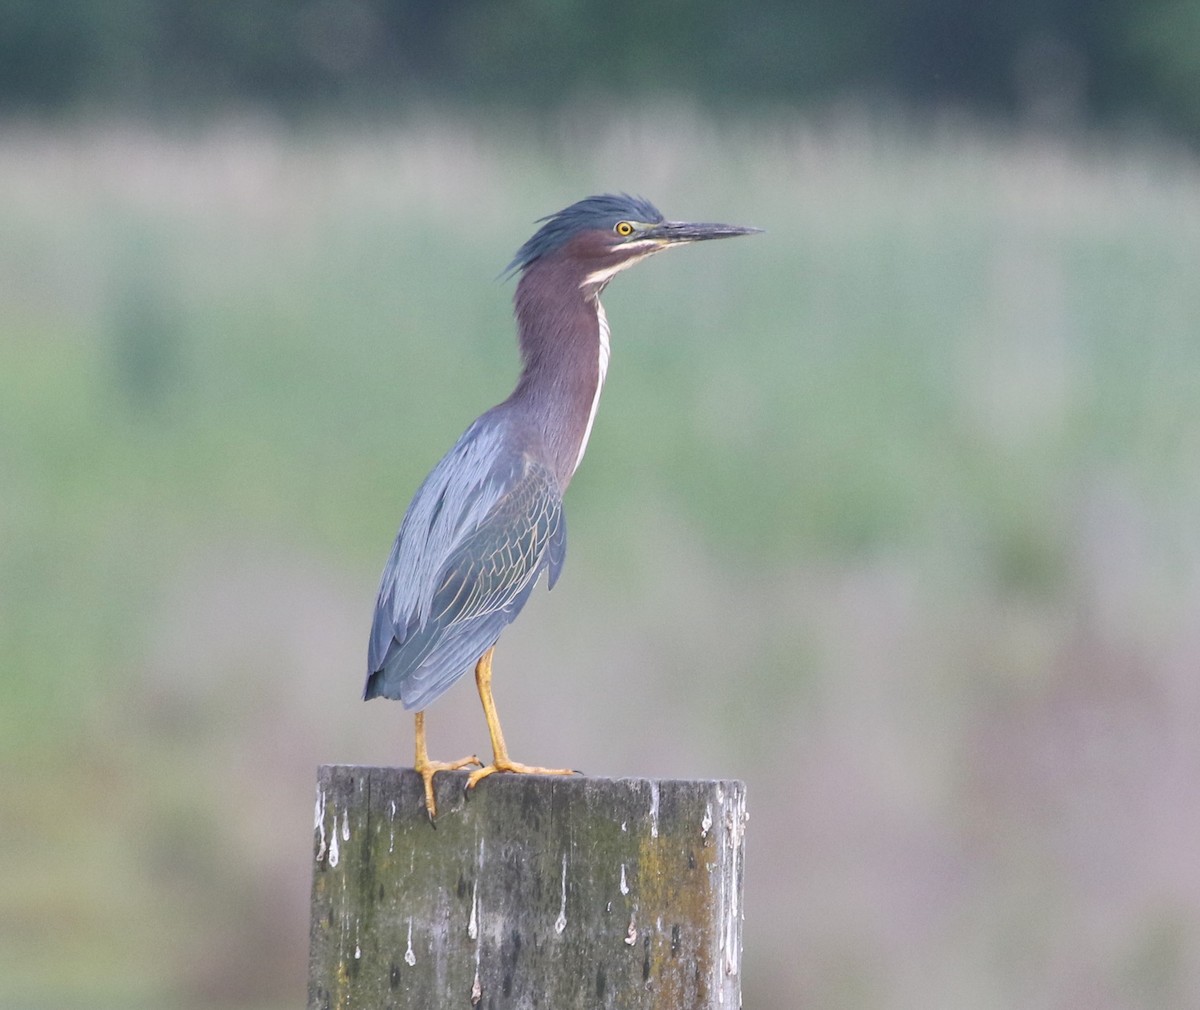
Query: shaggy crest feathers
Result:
<box><xmin>503</xmin><ymin>193</ymin><xmax>663</xmax><ymax>277</ymax></box>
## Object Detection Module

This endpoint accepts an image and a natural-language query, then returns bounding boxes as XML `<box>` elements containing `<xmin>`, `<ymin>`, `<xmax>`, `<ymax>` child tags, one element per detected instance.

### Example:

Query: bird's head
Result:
<box><xmin>504</xmin><ymin>193</ymin><xmax>761</xmax><ymax>291</ymax></box>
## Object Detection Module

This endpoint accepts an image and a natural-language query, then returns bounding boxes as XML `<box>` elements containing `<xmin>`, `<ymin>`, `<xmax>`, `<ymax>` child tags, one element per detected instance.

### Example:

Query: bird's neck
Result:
<box><xmin>507</xmin><ymin>260</ymin><xmax>610</xmax><ymax>491</ymax></box>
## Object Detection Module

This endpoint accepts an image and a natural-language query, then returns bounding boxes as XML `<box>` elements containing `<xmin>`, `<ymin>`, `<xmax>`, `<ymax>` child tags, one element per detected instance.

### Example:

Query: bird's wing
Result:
<box><xmin>390</xmin><ymin>462</ymin><xmax>563</xmax><ymax>707</ymax></box>
<box><xmin>365</xmin><ymin>417</ymin><xmax>566</xmax><ymax>707</ymax></box>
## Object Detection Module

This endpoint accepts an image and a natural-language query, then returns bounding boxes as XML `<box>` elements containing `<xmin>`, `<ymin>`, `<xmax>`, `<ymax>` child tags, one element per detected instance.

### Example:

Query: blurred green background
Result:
<box><xmin>3</xmin><ymin>4</ymin><xmax>1200</xmax><ymax>1009</ymax></box>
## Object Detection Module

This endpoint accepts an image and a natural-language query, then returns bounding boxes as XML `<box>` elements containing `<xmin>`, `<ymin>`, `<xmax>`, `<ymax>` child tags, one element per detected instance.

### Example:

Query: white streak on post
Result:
<box><xmin>624</xmin><ymin>911</ymin><xmax>638</xmax><ymax>945</ymax></box>
<box><xmin>723</xmin><ymin>790</ymin><xmax>747</xmax><ymax>977</ymax></box>
<box><xmin>554</xmin><ymin>854</ymin><xmax>568</xmax><ymax>934</ymax></box>
<box><xmin>404</xmin><ymin>918</ymin><xmax>416</xmax><ymax>966</ymax></box>
<box><xmin>314</xmin><ymin>786</ymin><xmax>327</xmax><ymax>861</ymax></box>
<box><xmin>712</xmin><ymin>783</ymin><xmax>748</xmax><ymax>1004</ymax></box>
<box><xmin>469</xmin><ymin>835</ymin><xmax>485</xmax><ymax>1004</ymax></box>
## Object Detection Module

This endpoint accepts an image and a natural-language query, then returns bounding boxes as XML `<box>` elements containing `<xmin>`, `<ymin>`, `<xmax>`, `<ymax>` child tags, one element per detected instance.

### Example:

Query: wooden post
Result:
<box><xmin>309</xmin><ymin>765</ymin><xmax>747</xmax><ymax>1009</ymax></box>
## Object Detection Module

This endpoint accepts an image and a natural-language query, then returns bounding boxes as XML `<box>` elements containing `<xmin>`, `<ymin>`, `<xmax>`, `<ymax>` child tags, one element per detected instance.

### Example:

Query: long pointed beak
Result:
<box><xmin>644</xmin><ymin>220</ymin><xmax>764</xmax><ymax>245</ymax></box>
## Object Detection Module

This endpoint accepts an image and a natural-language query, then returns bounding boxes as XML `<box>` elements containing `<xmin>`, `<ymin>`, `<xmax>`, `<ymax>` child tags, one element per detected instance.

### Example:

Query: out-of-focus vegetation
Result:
<box><xmin>2</xmin><ymin>0</ymin><xmax>1200</xmax><ymax>139</ymax></box>
<box><xmin>2</xmin><ymin>114</ymin><xmax>1199</xmax><ymax>1008</ymax></box>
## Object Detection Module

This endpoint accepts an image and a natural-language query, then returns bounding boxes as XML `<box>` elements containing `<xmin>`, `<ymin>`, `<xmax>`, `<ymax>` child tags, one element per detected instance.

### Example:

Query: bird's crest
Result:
<box><xmin>503</xmin><ymin>193</ymin><xmax>664</xmax><ymax>277</ymax></box>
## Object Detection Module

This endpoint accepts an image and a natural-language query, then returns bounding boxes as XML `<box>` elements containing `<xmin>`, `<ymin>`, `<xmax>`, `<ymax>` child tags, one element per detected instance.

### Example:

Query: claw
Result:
<box><xmin>413</xmin><ymin>710</ymin><xmax>480</xmax><ymax>819</ymax></box>
<box><xmin>466</xmin><ymin>758</ymin><xmax>576</xmax><ymax>791</ymax></box>
<box><xmin>416</xmin><ymin>753</ymin><xmax>482</xmax><ymax>818</ymax></box>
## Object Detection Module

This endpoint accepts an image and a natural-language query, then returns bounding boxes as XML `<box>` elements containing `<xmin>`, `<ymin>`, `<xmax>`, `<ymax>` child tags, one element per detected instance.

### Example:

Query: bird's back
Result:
<box><xmin>365</xmin><ymin>407</ymin><xmax>566</xmax><ymax>710</ymax></box>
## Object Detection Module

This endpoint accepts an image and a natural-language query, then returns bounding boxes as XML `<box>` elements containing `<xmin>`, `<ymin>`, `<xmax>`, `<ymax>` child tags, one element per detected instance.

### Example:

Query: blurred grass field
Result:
<box><xmin>2</xmin><ymin>111</ymin><xmax>1200</xmax><ymax>1008</ymax></box>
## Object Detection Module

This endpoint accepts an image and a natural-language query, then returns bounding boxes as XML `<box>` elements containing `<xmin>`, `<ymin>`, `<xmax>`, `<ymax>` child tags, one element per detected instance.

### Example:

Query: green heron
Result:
<box><xmin>365</xmin><ymin>194</ymin><xmax>759</xmax><ymax>816</ymax></box>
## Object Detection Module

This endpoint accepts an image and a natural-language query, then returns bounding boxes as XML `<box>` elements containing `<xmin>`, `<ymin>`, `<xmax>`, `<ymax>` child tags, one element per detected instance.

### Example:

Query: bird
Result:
<box><xmin>365</xmin><ymin>193</ymin><xmax>760</xmax><ymax>817</ymax></box>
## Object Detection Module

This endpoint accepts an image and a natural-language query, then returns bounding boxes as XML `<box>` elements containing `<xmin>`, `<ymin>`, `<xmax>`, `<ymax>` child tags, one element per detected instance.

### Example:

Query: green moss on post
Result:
<box><xmin>308</xmin><ymin>766</ymin><xmax>747</xmax><ymax>1009</ymax></box>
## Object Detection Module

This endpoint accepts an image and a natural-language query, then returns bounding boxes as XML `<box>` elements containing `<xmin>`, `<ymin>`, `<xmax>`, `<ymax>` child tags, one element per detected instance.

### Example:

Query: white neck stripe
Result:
<box><xmin>572</xmin><ymin>299</ymin><xmax>610</xmax><ymax>475</ymax></box>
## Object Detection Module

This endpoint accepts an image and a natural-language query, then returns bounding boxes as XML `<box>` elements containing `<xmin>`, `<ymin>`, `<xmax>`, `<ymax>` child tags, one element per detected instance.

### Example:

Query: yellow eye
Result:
<box><xmin>614</xmin><ymin>221</ymin><xmax>635</xmax><ymax>237</ymax></box>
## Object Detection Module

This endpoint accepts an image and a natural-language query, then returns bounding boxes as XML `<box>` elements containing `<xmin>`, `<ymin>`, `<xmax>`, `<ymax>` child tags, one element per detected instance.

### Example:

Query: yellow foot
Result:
<box><xmin>417</xmin><ymin>755</ymin><xmax>482</xmax><ymax>819</ymax></box>
<box><xmin>466</xmin><ymin>758</ymin><xmax>578</xmax><ymax>791</ymax></box>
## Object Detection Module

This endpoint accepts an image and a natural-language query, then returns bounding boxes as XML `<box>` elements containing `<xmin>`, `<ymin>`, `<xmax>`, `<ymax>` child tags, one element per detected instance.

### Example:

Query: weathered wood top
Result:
<box><xmin>309</xmin><ymin>765</ymin><xmax>747</xmax><ymax>1010</ymax></box>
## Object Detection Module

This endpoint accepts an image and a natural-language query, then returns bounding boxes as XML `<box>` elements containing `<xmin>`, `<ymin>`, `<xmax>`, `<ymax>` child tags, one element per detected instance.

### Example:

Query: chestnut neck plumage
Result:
<box><xmin>505</xmin><ymin>243</ymin><xmax>615</xmax><ymax>492</ymax></box>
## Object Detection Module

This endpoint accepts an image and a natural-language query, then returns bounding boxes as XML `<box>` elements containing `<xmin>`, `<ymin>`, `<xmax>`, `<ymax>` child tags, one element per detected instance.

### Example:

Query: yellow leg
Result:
<box><xmin>413</xmin><ymin>711</ymin><xmax>480</xmax><ymax>819</ymax></box>
<box><xmin>465</xmin><ymin>645</ymin><xmax>576</xmax><ymax>791</ymax></box>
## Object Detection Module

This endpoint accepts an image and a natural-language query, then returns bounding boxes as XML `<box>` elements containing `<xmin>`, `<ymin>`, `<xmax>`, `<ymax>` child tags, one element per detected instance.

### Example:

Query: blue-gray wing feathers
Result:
<box><xmin>365</xmin><ymin>416</ymin><xmax>566</xmax><ymax>710</ymax></box>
